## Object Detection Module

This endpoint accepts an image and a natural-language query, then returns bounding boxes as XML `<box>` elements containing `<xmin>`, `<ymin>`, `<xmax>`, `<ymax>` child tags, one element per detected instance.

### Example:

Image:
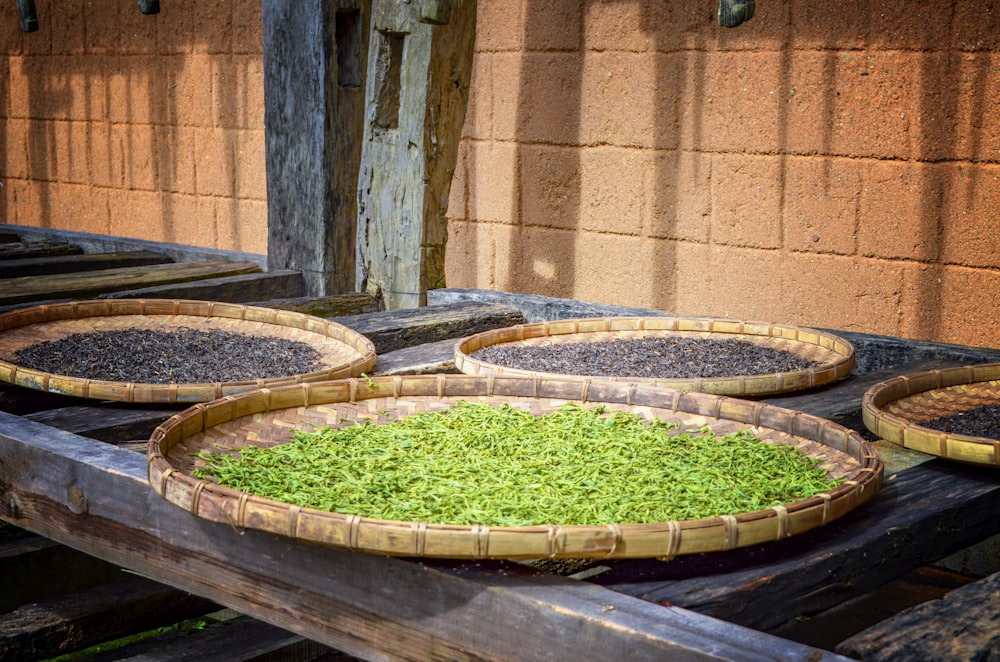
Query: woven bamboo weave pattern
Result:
<box><xmin>149</xmin><ymin>374</ymin><xmax>883</xmax><ymax>560</ymax></box>
<box><xmin>0</xmin><ymin>299</ymin><xmax>376</xmax><ymax>403</ymax></box>
<box><xmin>863</xmin><ymin>363</ymin><xmax>1000</xmax><ymax>466</ymax></box>
<box><xmin>454</xmin><ymin>317</ymin><xmax>855</xmax><ymax>396</ymax></box>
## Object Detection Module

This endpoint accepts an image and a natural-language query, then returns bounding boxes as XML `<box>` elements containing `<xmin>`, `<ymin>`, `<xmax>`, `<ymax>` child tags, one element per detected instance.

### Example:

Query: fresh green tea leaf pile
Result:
<box><xmin>194</xmin><ymin>402</ymin><xmax>843</xmax><ymax>527</ymax></box>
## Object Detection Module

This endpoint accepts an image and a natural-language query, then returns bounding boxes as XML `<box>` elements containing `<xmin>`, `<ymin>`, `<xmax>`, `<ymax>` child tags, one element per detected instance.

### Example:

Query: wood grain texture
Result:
<box><xmin>0</xmin><ymin>250</ymin><xmax>172</xmax><ymax>279</ymax></box>
<box><xmin>355</xmin><ymin>1</ymin><xmax>476</xmax><ymax>309</ymax></box>
<box><xmin>263</xmin><ymin>1</ymin><xmax>369</xmax><ymax>296</ymax></box>
<box><xmin>0</xmin><ymin>261</ymin><xmax>262</xmax><ymax>306</ymax></box>
<box><xmin>99</xmin><ymin>270</ymin><xmax>306</xmax><ymax>303</ymax></box>
<box><xmin>836</xmin><ymin>569</ymin><xmax>1000</xmax><ymax>661</ymax></box>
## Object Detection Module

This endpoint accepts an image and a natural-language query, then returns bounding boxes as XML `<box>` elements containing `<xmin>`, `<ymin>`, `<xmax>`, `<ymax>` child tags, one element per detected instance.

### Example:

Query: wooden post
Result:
<box><xmin>355</xmin><ymin>0</ymin><xmax>477</xmax><ymax>310</ymax></box>
<box><xmin>263</xmin><ymin>1</ymin><xmax>370</xmax><ymax>296</ymax></box>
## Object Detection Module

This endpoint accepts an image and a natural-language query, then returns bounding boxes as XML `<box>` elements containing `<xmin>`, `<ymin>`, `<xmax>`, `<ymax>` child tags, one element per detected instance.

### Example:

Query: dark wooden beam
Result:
<box><xmin>263</xmin><ymin>0</ymin><xmax>370</xmax><ymax>296</ymax></box>
<box><xmin>0</xmin><ymin>250</ymin><xmax>172</xmax><ymax>279</ymax></box>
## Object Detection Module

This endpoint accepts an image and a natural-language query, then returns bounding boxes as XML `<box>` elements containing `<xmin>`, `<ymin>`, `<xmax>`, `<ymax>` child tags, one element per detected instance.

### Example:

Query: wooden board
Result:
<box><xmin>248</xmin><ymin>292</ymin><xmax>379</xmax><ymax>318</ymax></box>
<box><xmin>0</xmin><ymin>412</ymin><xmax>845</xmax><ymax>662</ymax></box>
<box><xmin>837</xmin><ymin>568</ymin><xmax>1000</xmax><ymax>660</ymax></box>
<box><xmin>98</xmin><ymin>270</ymin><xmax>306</xmax><ymax>303</ymax></box>
<box><xmin>0</xmin><ymin>241</ymin><xmax>82</xmax><ymax>260</ymax></box>
<box><xmin>0</xmin><ymin>250</ymin><xmax>172</xmax><ymax>279</ymax></box>
<box><xmin>338</xmin><ymin>301</ymin><xmax>525</xmax><ymax>352</ymax></box>
<box><xmin>0</xmin><ymin>261</ymin><xmax>262</xmax><ymax>306</ymax></box>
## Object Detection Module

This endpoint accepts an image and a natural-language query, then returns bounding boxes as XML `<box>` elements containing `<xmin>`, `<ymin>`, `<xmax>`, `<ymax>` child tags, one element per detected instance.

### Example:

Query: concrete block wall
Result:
<box><xmin>3</xmin><ymin>2</ymin><xmax>1000</xmax><ymax>348</ymax></box>
<box><xmin>0</xmin><ymin>0</ymin><xmax>266</xmax><ymax>253</ymax></box>
<box><xmin>446</xmin><ymin>1</ymin><xmax>1000</xmax><ymax>348</ymax></box>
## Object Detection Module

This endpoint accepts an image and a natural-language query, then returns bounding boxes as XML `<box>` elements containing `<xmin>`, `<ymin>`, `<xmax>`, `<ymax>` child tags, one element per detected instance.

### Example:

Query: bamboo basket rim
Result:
<box><xmin>0</xmin><ymin>299</ymin><xmax>377</xmax><ymax>403</ymax></box>
<box><xmin>862</xmin><ymin>362</ymin><xmax>1000</xmax><ymax>466</ymax></box>
<box><xmin>148</xmin><ymin>374</ymin><xmax>883</xmax><ymax>560</ymax></box>
<box><xmin>453</xmin><ymin>316</ymin><xmax>856</xmax><ymax>396</ymax></box>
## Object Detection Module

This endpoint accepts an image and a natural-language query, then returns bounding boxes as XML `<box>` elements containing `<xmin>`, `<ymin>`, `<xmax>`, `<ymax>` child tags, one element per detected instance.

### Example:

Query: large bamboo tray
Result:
<box><xmin>862</xmin><ymin>363</ymin><xmax>1000</xmax><ymax>466</ymax></box>
<box><xmin>148</xmin><ymin>374</ymin><xmax>883</xmax><ymax>560</ymax></box>
<box><xmin>454</xmin><ymin>317</ymin><xmax>855</xmax><ymax>396</ymax></box>
<box><xmin>0</xmin><ymin>299</ymin><xmax>376</xmax><ymax>403</ymax></box>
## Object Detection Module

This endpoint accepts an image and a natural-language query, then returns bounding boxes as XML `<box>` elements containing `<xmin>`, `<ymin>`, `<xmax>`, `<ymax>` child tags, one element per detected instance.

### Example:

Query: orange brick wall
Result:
<box><xmin>3</xmin><ymin>2</ymin><xmax>1000</xmax><ymax>348</ymax></box>
<box><xmin>447</xmin><ymin>1</ymin><xmax>1000</xmax><ymax>348</ymax></box>
<box><xmin>0</xmin><ymin>0</ymin><xmax>267</xmax><ymax>253</ymax></box>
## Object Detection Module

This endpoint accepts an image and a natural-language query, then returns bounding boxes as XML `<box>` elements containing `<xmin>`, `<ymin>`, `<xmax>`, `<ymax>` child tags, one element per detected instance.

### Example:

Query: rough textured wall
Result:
<box><xmin>3</xmin><ymin>2</ymin><xmax>1000</xmax><ymax>348</ymax></box>
<box><xmin>445</xmin><ymin>1</ymin><xmax>1000</xmax><ymax>348</ymax></box>
<box><xmin>0</xmin><ymin>0</ymin><xmax>266</xmax><ymax>253</ymax></box>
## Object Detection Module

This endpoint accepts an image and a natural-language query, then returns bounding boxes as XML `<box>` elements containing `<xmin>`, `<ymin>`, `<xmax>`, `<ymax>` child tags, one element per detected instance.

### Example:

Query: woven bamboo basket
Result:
<box><xmin>454</xmin><ymin>317</ymin><xmax>855</xmax><ymax>397</ymax></box>
<box><xmin>0</xmin><ymin>299</ymin><xmax>376</xmax><ymax>403</ymax></box>
<box><xmin>862</xmin><ymin>363</ymin><xmax>1000</xmax><ymax>466</ymax></box>
<box><xmin>148</xmin><ymin>374</ymin><xmax>883</xmax><ymax>560</ymax></box>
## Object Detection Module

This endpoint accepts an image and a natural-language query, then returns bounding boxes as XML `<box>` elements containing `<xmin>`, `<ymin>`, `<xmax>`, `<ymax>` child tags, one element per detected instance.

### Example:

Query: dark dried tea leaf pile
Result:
<box><xmin>471</xmin><ymin>337</ymin><xmax>819</xmax><ymax>379</ymax></box>
<box><xmin>919</xmin><ymin>404</ymin><xmax>1000</xmax><ymax>439</ymax></box>
<box><xmin>11</xmin><ymin>327</ymin><xmax>324</xmax><ymax>383</ymax></box>
<box><xmin>194</xmin><ymin>402</ymin><xmax>843</xmax><ymax>527</ymax></box>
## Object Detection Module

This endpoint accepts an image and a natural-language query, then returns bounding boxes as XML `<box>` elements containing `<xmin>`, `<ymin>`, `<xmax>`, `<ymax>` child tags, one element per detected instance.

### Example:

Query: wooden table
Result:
<box><xmin>3</xmin><ymin>226</ymin><xmax>1000</xmax><ymax>660</ymax></box>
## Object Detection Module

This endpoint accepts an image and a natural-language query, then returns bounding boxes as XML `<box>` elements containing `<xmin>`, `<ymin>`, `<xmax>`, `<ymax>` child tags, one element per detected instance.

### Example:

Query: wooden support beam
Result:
<box><xmin>355</xmin><ymin>0</ymin><xmax>477</xmax><ymax>309</ymax></box>
<box><xmin>263</xmin><ymin>0</ymin><xmax>370</xmax><ymax>296</ymax></box>
<box><xmin>0</xmin><ymin>250</ymin><xmax>172</xmax><ymax>279</ymax></box>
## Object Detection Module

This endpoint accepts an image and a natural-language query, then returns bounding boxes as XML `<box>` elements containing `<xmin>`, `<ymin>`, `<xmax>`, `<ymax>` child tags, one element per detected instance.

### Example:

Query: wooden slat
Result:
<box><xmin>0</xmin><ymin>571</ymin><xmax>219</xmax><ymax>661</ymax></box>
<box><xmin>338</xmin><ymin>302</ymin><xmax>525</xmax><ymax>353</ymax></box>
<box><xmin>0</xmin><ymin>260</ymin><xmax>261</xmax><ymax>306</ymax></box>
<box><xmin>0</xmin><ymin>241</ymin><xmax>83</xmax><ymax>260</ymax></box>
<box><xmin>98</xmin><ymin>270</ymin><xmax>306</xmax><ymax>303</ymax></box>
<box><xmin>837</xmin><ymin>569</ymin><xmax>1000</xmax><ymax>661</ymax></box>
<box><xmin>0</xmin><ymin>413</ymin><xmax>844</xmax><ymax>662</ymax></box>
<box><xmin>250</xmin><ymin>293</ymin><xmax>380</xmax><ymax>318</ymax></box>
<box><xmin>24</xmin><ymin>405</ymin><xmax>179</xmax><ymax>443</ymax></box>
<box><xmin>0</xmin><ymin>250</ymin><xmax>172</xmax><ymax>279</ymax></box>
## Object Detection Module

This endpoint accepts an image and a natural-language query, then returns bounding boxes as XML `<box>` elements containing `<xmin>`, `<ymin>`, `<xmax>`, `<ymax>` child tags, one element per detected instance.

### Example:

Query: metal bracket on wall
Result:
<box><xmin>718</xmin><ymin>0</ymin><xmax>754</xmax><ymax>28</ymax></box>
<box><xmin>16</xmin><ymin>0</ymin><xmax>38</xmax><ymax>32</ymax></box>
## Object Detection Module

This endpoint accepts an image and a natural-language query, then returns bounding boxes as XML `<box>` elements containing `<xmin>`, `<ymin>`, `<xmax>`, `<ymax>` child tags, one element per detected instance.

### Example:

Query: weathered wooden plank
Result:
<box><xmin>371</xmin><ymin>337</ymin><xmax>456</xmax><ymax>375</ymax></box>
<box><xmin>595</xmin><ymin>459</ymin><xmax>1000</xmax><ymax>632</ymax></box>
<box><xmin>338</xmin><ymin>301</ymin><xmax>524</xmax><ymax>353</ymax></box>
<box><xmin>79</xmin><ymin>614</ymin><xmax>341</xmax><ymax>662</ymax></box>
<box><xmin>0</xmin><ymin>571</ymin><xmax>219</xmax><ymax>661</ymax></box>
<box><xmin>0</xmin><ymin>232</ymin><xmax>20</xmax><ymax>243</ymax></box>
<box><xmin>98</xmin><ymin>270</ymin><xmax>305</xmax><ymax>303</ymax></box>
<box><xmin>0</xmin><ymin>240</ymin><xmax>83</xmax><ymax>260</ymax></box>
<box><xmin>0</xmin><ymin>250</ymin><xmax>172</xmax><ymax>279</ymax></box>
<box><xmin>355</xmin><ymin>1</ymin><xmax>477</xmax><ymax>309</ymax></box>
<box><xmin>0</xmin><ymin>413</ymin><xmax>843</xmax><ymax>662</ymax></box>
<box><xmin>263</xmin><ymin>1</ymin><xmax>369</xmax><ymax>296</ymax></box>
<box><xmin>836</xmin><ymin>569</ymin><xmax>1000</xmax><ymax>661</ymax></box>
<box><xmin>249</xmin><ymin>293</ymin><xmax>380</xmax><ymax>318</ymax></box>
<box><xmin>0</xmin><ymin>260</ymin><xmax>261</xmax><ymax>306</ymax></box>
<box><xmin>0</xmin><ymin>224</ymin><xmax>267</xmax><ymax>270</ymax></box>
<box><xmin>23</xmin><ymin>405</ymin><xmax>178</xmax><ymax>443</ymax></box>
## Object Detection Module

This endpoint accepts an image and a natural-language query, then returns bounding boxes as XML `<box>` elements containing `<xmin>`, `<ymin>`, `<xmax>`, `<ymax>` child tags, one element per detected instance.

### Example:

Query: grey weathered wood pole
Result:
<box><xmin>263</xmin><ymin>1</ymin><xmax>370</xmax><ymax>296</ymax></box>
<box><xmin>355</xmin><ymin>0</ymin><xmax>477</xmax><ymax>310</ymax></box>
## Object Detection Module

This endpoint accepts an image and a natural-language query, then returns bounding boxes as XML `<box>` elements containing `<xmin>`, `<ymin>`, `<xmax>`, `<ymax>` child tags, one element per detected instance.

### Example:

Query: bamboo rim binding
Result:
<box><xmin>0</xmin><ymin>299</ymin><xmax>377</xmax><ymax>403</ymax></box>
<box><xmin>148</xmin><ymin>374</ymin><xmax>883</xmax><ymax>560</ymax></box>
<box><xmin>863</xmin><ymin>362</ymin><xmax>1000</xmax><ymax>467</ymax></box>
<box><xmin>454</xmin><ymin>317</ymin><xmax>856</xmax><ymax>397</ymax></box>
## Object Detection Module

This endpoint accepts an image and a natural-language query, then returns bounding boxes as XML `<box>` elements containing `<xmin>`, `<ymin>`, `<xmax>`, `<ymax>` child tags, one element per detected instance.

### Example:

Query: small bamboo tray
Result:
<box><xmin>862</xmin><ymin>363</ymin><xmax>1000</xmax><ymax>466</ymax></box>
<box><xmin>148</xmin><ymin>374</ymin><xmax>883</xmax><ymax>560</ymax></box>
<box><xmin>0</xmin><ymin>299</ymin><xmax>376</xmax><ymax>403</ymax></box>
<box><xmin>455</xmin><ymin>317</ymin><xmax>855</xmax><ymax>396</ymax></box>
